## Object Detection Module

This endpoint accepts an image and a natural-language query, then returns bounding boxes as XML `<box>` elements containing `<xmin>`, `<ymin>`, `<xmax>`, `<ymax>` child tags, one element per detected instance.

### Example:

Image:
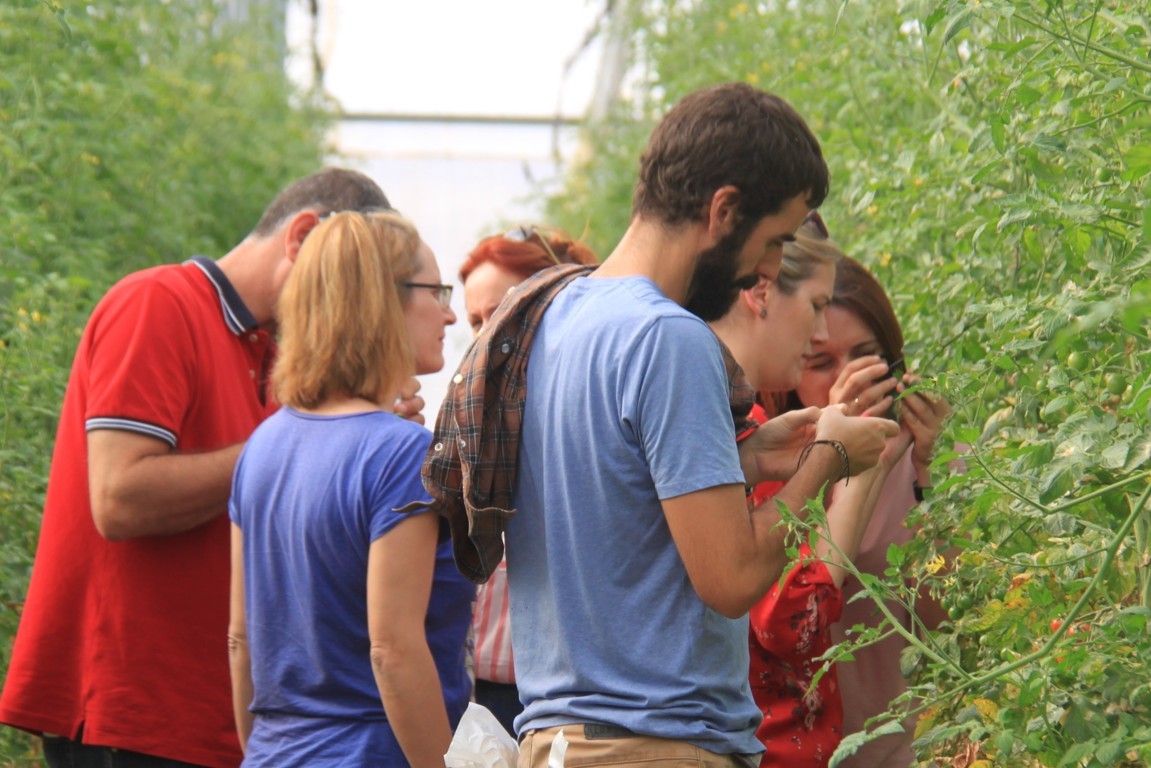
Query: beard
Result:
<box><xmin>683</xmin><ymin>225</ymin><xmax>756</xmax><ymax>322</ymax></box>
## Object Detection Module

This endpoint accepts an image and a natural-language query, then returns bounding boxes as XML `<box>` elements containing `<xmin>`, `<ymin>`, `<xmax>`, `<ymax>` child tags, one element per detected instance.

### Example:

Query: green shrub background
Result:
<box><xmin>0</xmin><ymin>1</ymin><xmax>330</xmax><ymax>763</ymax></box>
<box><xmin>546</xmin><ymin>0</ymin><xmax>1150</xmax><ymax>765</ymax></box>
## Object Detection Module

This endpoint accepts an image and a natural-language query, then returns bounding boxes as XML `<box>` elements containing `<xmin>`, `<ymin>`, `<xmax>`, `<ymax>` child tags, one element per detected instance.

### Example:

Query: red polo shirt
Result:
<box><xmin>0</xmin><ymin>257</ymin><xmax>277</xmax><ymax>767</ymax></box>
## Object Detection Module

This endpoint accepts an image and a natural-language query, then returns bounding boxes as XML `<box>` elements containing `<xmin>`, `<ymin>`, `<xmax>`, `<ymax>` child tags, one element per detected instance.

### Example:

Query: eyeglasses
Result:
<box><xmin>404</xmin><ymin>282</ymin><xmax>453</xmax><ymax>309</ymax></box>
<box><xmin>804</xmin><ymin>210</ymin><xmax>830</xmax><ymax>239</ymax></box>
<box><xmin>502</xmin><ymin>225</ymin><xmax>561</xmax><ymax>265</ymax></box>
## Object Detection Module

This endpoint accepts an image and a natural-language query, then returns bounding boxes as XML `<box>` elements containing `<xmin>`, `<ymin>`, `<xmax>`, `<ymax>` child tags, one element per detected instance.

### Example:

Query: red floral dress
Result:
<box><xmin>746</xmin><ymin>405</ymin><xmax>845</xmax><ymax>766</ymax></box>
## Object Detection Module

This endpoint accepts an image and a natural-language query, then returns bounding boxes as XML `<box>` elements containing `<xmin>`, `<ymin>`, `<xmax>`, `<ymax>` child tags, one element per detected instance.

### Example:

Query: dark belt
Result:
<box><xmin>584</xmin><ymin>722</ymin><xmax>639</xmax><ymax>739</ymax></box>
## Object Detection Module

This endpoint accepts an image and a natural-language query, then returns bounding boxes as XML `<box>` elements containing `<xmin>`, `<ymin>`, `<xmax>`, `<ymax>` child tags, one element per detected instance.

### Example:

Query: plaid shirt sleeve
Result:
<box><xmin>401</xmin><ymin>265</ymin><xmax>593</xmax><ymax>583</ymax></box>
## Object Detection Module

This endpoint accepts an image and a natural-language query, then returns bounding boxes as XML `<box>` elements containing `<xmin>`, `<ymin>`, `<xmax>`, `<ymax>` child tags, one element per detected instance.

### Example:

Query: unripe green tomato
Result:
<box><xmin>1105</xmin><ymin>372</ymin><xmax>1128</xmax><ymax>396</ymax></box>
<box><xmin>1066</xmin><ymin>351</ymin><xmax>1088</xmax><ymax>372</ymax></box>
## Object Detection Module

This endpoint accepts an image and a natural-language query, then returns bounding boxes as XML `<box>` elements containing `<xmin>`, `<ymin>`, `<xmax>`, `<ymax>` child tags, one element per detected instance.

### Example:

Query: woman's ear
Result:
<box><xmin>743</xmin><ymin>280</ymin><xmax>770</xmax><ymax>319</ymax></box>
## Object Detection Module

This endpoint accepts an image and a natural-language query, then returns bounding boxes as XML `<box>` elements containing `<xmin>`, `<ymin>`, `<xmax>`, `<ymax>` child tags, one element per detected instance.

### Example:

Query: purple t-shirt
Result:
<box><xmin>230</xmin><ymin>407</ymin><xmax>474</xmax><ymax>766</ymax></box>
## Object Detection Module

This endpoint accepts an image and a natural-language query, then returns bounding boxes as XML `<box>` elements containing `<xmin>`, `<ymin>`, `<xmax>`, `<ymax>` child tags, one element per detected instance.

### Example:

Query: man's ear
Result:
<box><xmin>705</xmin><ymin>185</ymin><xmax>742</xmax><ymax>240</ymax></box>
<box><xmin>283</xmin><ymin>210</ymin><xmax>322</xmax><ymax>263</ymax></box>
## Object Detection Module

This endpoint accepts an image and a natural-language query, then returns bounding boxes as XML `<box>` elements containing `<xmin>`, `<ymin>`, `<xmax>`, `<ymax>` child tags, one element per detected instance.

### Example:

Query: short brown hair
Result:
<box><xmin>272</xmin><ymin>211</ymin><xmax>420</xmax><ymax>409</ymax></box>
<box><xmin>632</xmin><ymin>83</ymin><xmax>829</xmax><ymax>227</ymax></box>
<box><xmin>252</xmin><ymin>167</ymin><xmax>391</xmax><ymax>237</ymax></box>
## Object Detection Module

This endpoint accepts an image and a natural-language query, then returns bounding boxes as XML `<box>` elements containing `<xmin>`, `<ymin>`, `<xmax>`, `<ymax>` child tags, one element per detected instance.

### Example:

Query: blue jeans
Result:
<box><xmin>42</xmin><ymin>737</ymin><xmax>209</xmax><ymax>768</ymax></box>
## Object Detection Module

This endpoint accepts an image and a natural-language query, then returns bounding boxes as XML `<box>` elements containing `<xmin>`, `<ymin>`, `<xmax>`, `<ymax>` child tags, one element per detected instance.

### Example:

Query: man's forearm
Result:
<box><xmin>89</xmin><ymin>434</ymin><xmax>244</xmax><ymax>540</ymax></box>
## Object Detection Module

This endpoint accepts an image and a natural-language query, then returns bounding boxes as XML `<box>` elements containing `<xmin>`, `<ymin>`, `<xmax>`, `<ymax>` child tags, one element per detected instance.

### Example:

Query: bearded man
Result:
<box><xmin>503</xmin><ymin>83</ymin><xmax>898</xmax><ymax>765</ymax></box>
<box><xmin>416</xmin><ymin>82</ymin><xmax>897</xmax><ymax>765</ymax></box>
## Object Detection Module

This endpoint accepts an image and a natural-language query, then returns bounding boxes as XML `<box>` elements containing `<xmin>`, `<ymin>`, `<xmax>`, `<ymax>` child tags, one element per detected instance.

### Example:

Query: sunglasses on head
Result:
<box><xmin>501</xmin><ymin>225</ymin><xmax>560</xmax><ymax>265</ymax></box>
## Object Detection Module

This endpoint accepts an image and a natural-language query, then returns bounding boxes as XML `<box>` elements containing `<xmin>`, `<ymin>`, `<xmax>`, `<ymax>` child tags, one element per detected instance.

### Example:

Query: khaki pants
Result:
<box><xmin>518</xmin><ymin>725</ymin><xmax>761</xmax><ymax>768</ymax></box>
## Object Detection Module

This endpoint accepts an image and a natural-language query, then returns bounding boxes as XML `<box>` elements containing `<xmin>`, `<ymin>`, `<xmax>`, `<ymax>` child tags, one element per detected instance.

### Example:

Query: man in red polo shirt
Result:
<box><xmin>0</xmin><ymin>168</ymin><xmax>394</xmax><ymax>768</ymax></box>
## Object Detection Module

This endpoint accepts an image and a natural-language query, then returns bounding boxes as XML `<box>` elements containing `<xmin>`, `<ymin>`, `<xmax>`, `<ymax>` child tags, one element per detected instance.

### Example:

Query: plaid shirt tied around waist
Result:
<box><xmin>404</xmin><ymin>264</ymin><xmax>758</xmax><ymax>584</ymax></box>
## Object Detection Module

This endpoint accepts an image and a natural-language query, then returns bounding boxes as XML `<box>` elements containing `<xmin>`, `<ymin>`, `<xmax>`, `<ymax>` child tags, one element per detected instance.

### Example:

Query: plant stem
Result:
<box><xmin>1012</xmin><ymin>11</ymin><xmax>1151</xmax><ymax>74</ymax></box>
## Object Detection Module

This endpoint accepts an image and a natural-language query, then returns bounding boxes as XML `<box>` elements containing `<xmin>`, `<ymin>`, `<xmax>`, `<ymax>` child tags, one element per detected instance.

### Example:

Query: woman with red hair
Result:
<box><xmin>458</xmin><ymin>226</ymin><xmax>597</xmax><ymax>736</ymax></box>
<box><xmin>460</xmin><ymin>226</ymin><xmax>597</xmax><ymax>335</ymax></box>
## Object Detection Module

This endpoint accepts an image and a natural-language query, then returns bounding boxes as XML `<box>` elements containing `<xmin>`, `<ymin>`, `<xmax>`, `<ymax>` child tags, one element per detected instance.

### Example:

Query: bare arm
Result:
<box><xmin>664</xmin><ymin>443</ymin><xmax>847</xmax><ymax>618</ymax></box>
<box><xmin>88</xmin><ymin>429</ymin><xmax>243</xmax><ymax>540</ymax></box>
<box><xmin>816</xmin><ymin>428</ymin><xmax>911</xmax><ymax>587</ymax></box>
<box><xmin>898</xmin><ymin>385</ymin><xmax>952</xmax><ymax>486</ymax></box>
<box><xmin>368</xmin><ymin>512</ymin><xmax>451</xmax><ymax>768</ymax></box>
<box><xmin>227</xmin><ymin>524</ymin><xmax>254</xmax><ymax>751</ymax></box>
<box><xmin>666</xmin><ymin>408</ymin><xmax>899</xmax><ymax>618</ymax></box>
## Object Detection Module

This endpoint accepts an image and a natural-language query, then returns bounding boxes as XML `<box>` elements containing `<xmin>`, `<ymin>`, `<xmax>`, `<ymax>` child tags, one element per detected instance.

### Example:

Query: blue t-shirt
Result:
<box><xmin>229</xmin><ymin>407</ymin><xmax>474</xmax><ymax>767</ymax></box>
<box><xmin>507</xmin><ymin>276</ymin><xmax>763</xmax><ymax>754</ymax></box>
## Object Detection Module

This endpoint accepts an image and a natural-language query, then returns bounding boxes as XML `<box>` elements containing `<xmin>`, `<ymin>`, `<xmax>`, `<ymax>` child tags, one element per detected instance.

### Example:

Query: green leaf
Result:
<box><xmin>899</xmin><ymin>643</ymin><xmax>922</xmax><ymax>677</ymax></box>
<box><xmin>964</xmin><ymin>598</ymin><xmax>1005</xmax><ymax>633</ymax></box>
<box><xmin>1101</xmin><ymin>441</ymin><xmax>1130</xmax><ymax>469</ymax></box>
<box><xmin>1123</xmin><ymin>143</ymin><xmax>1151</xmax><ymax>180</ymax></box>
<box><xmin>989</xmin><ymin>114</ymin><xmax>1006</xmax><ymax>154</ymax></box>
<box><xmin>1096</xmin><ymin>739</ymin><xmax>1125</xmax><ymax>764</ymax></box>
<box><xmin>831</xmin><ymin>721</ymin><xmax>906</xmax><ymax>767</ymax></box>
<box><xmin>943</xmin><ymin>9</ymin><xmax>973</xmax><ymax>44</ymax></box>
<box><xmin>1042</xmin><ymin>512</ymin><xmax>1079</xmax><ymax>536</ymax></box>
<box><xmin>1059</xmin><ymin>742</ymin><xmax>1099</xmax><ymax>766</ymax></box>
<box><xmin>1041</xmin><ymin>395</ymin><xmax>1074</xmax><ymax>419</ymax></box>
<box><xmin>923</xmin><ymin>3</ymin><xmax>947</xmax><ymax>35</ymax></box>
<box><xmin>1038</xmin><ymin>466</ymin><xmax>1076</xmax><ymax>503</ymax></box>
<box><xmin>1014</xmin><ymin>84</ymin><xmax>1043</xmax><ymax>106</ymax></box>
<box><xmin>887</xmin><ymin>542</ymin><xmax>906</xmax><ymax>568</ymax></box>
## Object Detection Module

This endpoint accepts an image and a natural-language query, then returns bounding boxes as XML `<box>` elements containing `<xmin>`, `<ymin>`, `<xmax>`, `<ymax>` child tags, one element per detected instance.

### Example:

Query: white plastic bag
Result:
<box><xmin>443</xmin><ymin>702</ymin><xmax>519</xmax><ymax>768</ymax></box>
<box><xmin>545</xmin><ymin>730</ymin><xmax>567</xmax><ymax>768</ymax></box>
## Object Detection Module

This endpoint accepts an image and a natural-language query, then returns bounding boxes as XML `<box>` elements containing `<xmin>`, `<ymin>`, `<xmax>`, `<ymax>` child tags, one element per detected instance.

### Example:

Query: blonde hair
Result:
<box><xmin>775</xmin><ymin>221</ymin><xmax>845</xmax><ymax>296</ymax></box>
<box><xmin>273</xmin><ymin>211</ymin><xmax>420</xmax><ymax>409</ymax></box>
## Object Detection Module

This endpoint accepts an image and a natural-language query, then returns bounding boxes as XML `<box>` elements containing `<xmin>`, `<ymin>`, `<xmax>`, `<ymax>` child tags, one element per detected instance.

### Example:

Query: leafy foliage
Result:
<box><xmin>547</xmin><ymin>0</ymin><xmax>1151</xmax><ymax>764</ymax></box>
<box><xmin>0</xmin><ymin>1</ymin><xmax>330</xmax><ymax>762</ymax></box>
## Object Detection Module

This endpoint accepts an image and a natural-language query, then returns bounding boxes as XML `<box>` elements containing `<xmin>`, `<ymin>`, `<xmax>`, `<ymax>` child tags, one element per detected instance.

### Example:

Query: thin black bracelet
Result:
<box><xmin>913</xmin><ymin>483</ymin><xmax>930</xmax><ymax>502</ymax></box>
<box><xmin>797</xmin><ymin>439</ymin><xmax>851</xmax><ymax>485</ymax></box>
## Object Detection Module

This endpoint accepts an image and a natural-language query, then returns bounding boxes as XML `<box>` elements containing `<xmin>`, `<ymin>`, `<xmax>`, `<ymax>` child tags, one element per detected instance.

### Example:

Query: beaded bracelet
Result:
<box><xmin>797</xmin><ymin>439</ymin><xmax>851</xmax><ymax>485</ymax></box>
